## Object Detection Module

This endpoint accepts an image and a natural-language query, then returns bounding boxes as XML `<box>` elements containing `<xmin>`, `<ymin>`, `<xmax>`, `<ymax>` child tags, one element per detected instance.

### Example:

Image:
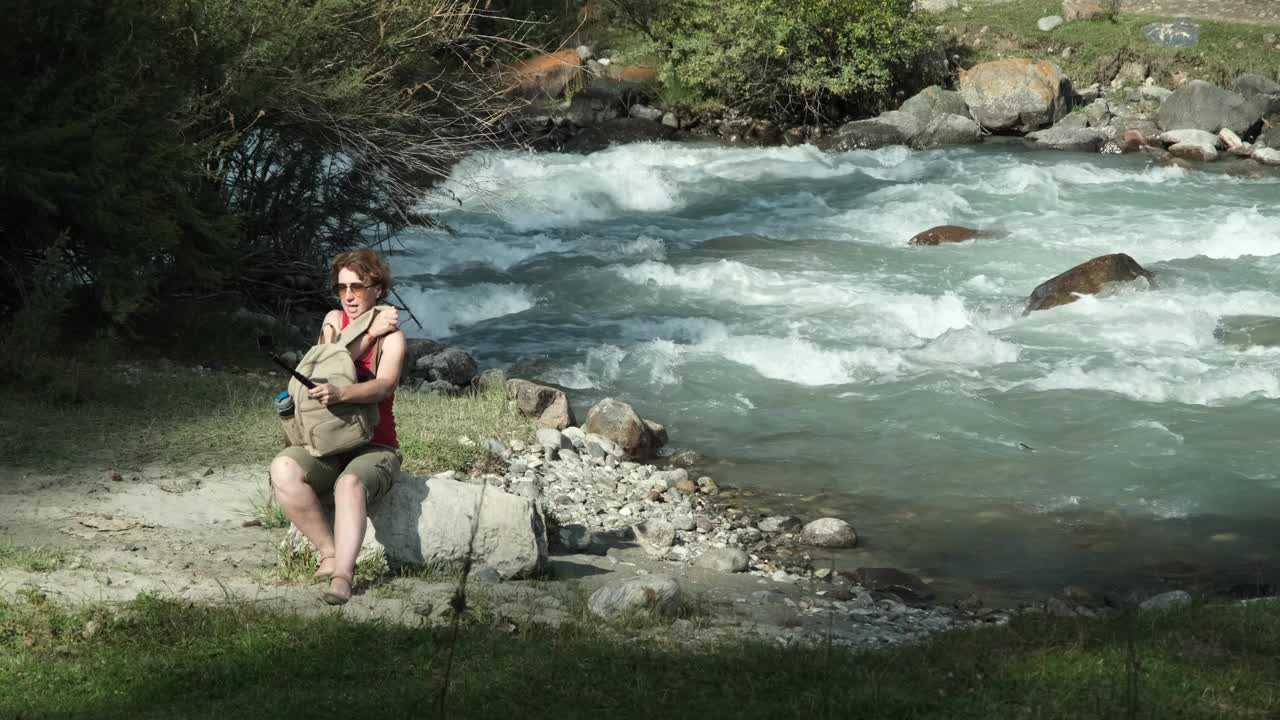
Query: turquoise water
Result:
<box><xmin>393</xmin><ymin>141</ymin><xmax>1280</xmax><ymax>600</ymax></box>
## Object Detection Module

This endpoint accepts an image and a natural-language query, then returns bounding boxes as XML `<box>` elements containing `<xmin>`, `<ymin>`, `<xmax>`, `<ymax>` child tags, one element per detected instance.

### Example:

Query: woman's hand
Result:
<box><xmin>308</xmin><ymin>383</ymin><xmax>345</xmax><ymax>406</ymax></box>
<box><xmin>369</xmin><ymin>307</ymin><xmax>400</xmax><ymax>337</ymax></box>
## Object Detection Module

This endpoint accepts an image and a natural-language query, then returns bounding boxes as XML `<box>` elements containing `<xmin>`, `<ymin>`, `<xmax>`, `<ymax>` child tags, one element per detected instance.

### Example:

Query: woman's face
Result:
<box><xmin>335</xmin><ymin>267</ymin><xmax>377</xmax><ymax>319</ymax></box>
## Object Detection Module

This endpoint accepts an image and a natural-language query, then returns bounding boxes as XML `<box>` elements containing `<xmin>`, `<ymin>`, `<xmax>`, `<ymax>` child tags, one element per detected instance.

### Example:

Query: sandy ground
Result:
<box><xmin>0</xmin><ymin>463</ymin><xmax>990</xmax><ymax>647</ymax></box>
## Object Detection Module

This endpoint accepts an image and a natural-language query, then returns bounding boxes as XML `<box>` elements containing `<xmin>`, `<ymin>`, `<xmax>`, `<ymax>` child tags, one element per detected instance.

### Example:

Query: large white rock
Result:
<box><xmin>370</xmin><ymin>474</ymin><xmax>547</xmax><ymax>579</ymax></box>
<box><xmin>282</xmin><ymin>474</ymin><xmax>548</xmax><ymax>580</ymax></box>
<box><xmin>800</xmin><ymin>518</ymin><xmax>858</xmax><ymax>548</ymax></box>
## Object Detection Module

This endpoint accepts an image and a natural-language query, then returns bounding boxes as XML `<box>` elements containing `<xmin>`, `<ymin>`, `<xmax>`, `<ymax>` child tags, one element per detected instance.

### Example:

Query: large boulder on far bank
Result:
<box><xmin>959</xmin><ymin>58</ymin><xmax>1073</xmax><ymax>133</ymax></box>
<box><xmin>909</xmin><ymin>225</ymin><xmax>980</xmax><ymax>246</ymax></box>
<box><xmin>913</xmin><ymin>113</ymin><xmax>982</xmax><ymax>148</ymax></box>
<box><xmin>900</xmin><ymin>85</ymin><xmax>971</xmax><ymax>120</ymax></box>
<box><xmin>1233</xmin><ymin>74</ymin><xmax>1280</xmax><ymax>115</ymax></box>
<box><xmin>1024</xmin><ymin>253</ymin><xmax>1155</xmax><ymax>314</ymax></box>
<box><xmin>583</xmin><ymin>397</ymin><xmax>659</xmax><ymax>460</ymax></box>
<box><xmin>1025</xmin><ymin>126</ymin><xmax>1105</xmax><ymax>152</ymax></box>
<box><xmin>506</xmin><ymin>379</ymin><xmax>576</xmax><ymax>430</ymax></box>
<box><xmin>416</xmin><ymin>347</ymin><xmax>478</xmax><ymax>387</ymax></box>
<box><xmin>1156</xmin><ymin>80</ymin><xmax>1264</xmax><ymax>136</ymax></box>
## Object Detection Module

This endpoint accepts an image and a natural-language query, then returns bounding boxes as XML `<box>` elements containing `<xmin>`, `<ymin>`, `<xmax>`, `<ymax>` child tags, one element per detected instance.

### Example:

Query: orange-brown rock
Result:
<box><xmin>1063</xmin><ymin>0</ymin><xmax>1108</xmax><ymax>20</ymax></box>
<box><xmin>506</xmin><ymin>379</ymin><xmax>576</xmax><ymax>430</ymax></box>
<box><xmin>499</xmin><ymin>49</ymin><xmax>582</xmax><ymax>99</ymax></box>
<box><xmin>909</xmin><ymin>225</ymin><xmax>980</xmax><ymax>246</ymax></box>
<box><xmin>958</xmin><ymin>58</ymin><xmax>1072</xmax><ymax>133</ymax></box>
<box><xmin>602</xmin><ymin>65</ymin><xmax>658</xmax><ymax>83</ymax></box>
<box><xmin>1024</xmin><ymin>253</ymin><xmax>1154</xmax><ymax>314</ymax></box>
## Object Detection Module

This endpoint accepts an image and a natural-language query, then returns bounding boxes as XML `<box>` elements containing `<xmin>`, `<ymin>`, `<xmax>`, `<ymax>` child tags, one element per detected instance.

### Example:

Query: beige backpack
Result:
<box><xmin>283</xmin><ymin>305</ymin><xmax>390</xmax><ymax>457</ymax></box>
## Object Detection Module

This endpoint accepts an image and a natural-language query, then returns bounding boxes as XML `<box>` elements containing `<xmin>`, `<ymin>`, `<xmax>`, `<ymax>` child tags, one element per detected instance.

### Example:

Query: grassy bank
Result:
<box><xmin>0</xmin><ymin>360</ymin><xmax>530</xmax><ymax>475</ymax></box>
<box><xmin>1</xmin><ymin>593</ymin><xmax>1278</xmax><ymax>719</ymax></box>
<box><xmin>942</xmin><ymin>0</ymin><xmax>1280</xmax><ymax>88</ymax></box>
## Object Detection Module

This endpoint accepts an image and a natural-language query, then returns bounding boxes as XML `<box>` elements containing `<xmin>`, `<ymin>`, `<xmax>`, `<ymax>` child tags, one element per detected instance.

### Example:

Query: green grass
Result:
<box><xmin>1</xmin><ymin>593</ymin><xmax>1278</xmax><ymax>719</ymax></box>
<box><xmin>0</xmin><ymin>541</ymin><xmax>71</xmax><ymax>573</ymax></box>
<box><xmin>0</xmin><ymin>360</ymin><xmax>530</xmax><ymax>474</ymax></box>
<box><xmin>942</xmin><ymin>0</ymin><xmax>1280</xmax><ymax>88</ymax></box>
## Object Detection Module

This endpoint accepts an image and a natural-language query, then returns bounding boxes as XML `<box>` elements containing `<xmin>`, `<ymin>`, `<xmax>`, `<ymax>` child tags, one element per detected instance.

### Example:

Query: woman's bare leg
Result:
<box><xmin>270</xmin><ymin>456</ymin><xmax>336</xmax><ymax>576</ymax></box>
<box><xmin>327</xmin><ymin>473</ymin><xmax>368</xmax><ymax>600</ymax></box>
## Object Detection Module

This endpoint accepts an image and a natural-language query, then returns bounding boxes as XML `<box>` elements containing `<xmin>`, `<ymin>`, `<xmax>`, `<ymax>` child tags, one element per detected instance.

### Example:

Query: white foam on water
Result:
<box><xmin>1024</xmin><ymin>358</ymin><xmax>1280</xmax><ymax>405</ymax></box>
<box><xmin>1131</xmin><ymin>420</ymin><xmax>1184</xmax><ymax>444</ymax></box>
<box><xmin>398</xmin><ymin>283</ymin><xmax>536</xmax><ymax>339</ymax></box>
<box><xmin>832</xmin><ymin>184</ymin><xmax>973</xmax><ymax>245</ymax></box>
<box><xmin>395</xmin><ymin>231</ymin><xmax>568</xmax><ymax>274</ymax></box>
<box><xmin>612</xmin><ymin>259</ymin><xmax>860</xmax><ymax>307</ymax></box>
<box><xmin>705</xmin><ymin>333</ymin><xmax>905</xmax><ymax>385</ymax></box>
<box><xmin>910</xmin><ymin>327</ymin><xmax>1021</xmax><ymax>369</ymax></box>
<box><xmin>1120</xmin><ymin>208</ymin><xmax>1280</xmax><ymax>262</ymax></box>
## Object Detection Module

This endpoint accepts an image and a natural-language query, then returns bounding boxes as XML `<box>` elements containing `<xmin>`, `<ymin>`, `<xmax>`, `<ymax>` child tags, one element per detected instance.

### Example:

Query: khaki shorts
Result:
<box><xmin>276</xmin><ymin>445</ymin><xmax>400</xmax><ymax>504</ymax></box>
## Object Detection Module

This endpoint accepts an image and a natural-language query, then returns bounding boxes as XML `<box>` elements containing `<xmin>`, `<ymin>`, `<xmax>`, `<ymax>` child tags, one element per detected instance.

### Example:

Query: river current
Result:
<box><xmin>392</xmin><ymin>140</ymin><xmax>1280</xmax><ymax>601</ymax></box>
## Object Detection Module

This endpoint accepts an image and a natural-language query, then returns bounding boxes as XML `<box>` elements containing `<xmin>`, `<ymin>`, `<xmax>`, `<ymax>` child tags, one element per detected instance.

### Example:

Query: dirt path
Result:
<box><xmin>1122</xmin><ymin>0</ymin><xmax>1280</xmax><ymax>25</ymax></box>
<box><xmin>0</xmin><ymin>463</ymin><xmax>996</xmax><ymax>647</ymax></box>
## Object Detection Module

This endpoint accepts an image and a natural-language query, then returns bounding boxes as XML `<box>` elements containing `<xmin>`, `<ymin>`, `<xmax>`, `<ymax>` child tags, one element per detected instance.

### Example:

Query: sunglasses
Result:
<box><xmin>333</xmin><ymin>282</ymin><xmax>375</xmax><ymax>296</ymax></box>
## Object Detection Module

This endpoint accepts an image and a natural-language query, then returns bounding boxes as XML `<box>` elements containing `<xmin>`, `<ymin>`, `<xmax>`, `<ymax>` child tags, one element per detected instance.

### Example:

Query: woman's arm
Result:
<box><xmin>319</xmin><ymin>310</ymin><xmax>342</xmax><ymax>344</ymax></box>
<box><xmin>308</xmin><ymin>330</ymin><xmax>406</xmax><ymax>406</ymax></box>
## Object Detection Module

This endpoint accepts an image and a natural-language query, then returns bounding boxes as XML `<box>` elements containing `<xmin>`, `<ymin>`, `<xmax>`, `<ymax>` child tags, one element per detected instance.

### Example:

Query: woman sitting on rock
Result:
<box><xmin>270</xmin><ymin>248</ymin><xmax>406</xmax><ymax>605</ymax></box>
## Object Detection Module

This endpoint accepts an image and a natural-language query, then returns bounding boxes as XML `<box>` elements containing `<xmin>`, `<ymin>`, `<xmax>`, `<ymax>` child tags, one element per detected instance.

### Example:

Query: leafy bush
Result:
<box><xmin>648</xmin><ymin>0</ymin><xmax>937</xmax><ymax>121</ymax></box>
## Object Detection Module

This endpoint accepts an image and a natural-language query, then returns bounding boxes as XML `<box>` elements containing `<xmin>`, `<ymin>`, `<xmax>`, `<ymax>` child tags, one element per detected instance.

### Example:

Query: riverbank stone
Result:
<box><xmin>588</xmin><ymin>575</ymin><xmax>684</xmax><ymax>618</ymax></box>
<box><xmin>959</xmin><ymin>58</ymin><xmax>1073</xmax><ymax>133</ymax></box>
<box><xmin>800</xmin><ymin>518</ymin><xmax>858</xmax><ymax>548</ymax></box>
<box><xmin>1024</xmin><ymin>253</ymin><xmax>1154</xmax><ymax>314</ymax></box>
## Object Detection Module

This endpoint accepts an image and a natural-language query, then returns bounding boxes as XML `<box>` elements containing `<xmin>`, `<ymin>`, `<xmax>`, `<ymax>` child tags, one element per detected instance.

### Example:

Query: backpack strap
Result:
<box><xmin>334</xmin><ymin>304</ymin><xmax>390</xmax><ymax>351</ymax></box>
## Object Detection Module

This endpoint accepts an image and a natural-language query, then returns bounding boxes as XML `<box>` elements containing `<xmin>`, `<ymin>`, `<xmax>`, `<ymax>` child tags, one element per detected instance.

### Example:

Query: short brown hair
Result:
<box><xmin>330</xmin><ymin>249</ymin><xmax>393</xmax><ymax>302</ymax></box>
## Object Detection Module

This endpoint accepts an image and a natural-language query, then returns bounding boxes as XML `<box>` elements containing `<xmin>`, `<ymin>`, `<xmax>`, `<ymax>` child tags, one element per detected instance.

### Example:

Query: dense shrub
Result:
<box><xmin>613</xmin><ymin>0</ymin><xmax>937</xmax><ymax>121</ymax></box>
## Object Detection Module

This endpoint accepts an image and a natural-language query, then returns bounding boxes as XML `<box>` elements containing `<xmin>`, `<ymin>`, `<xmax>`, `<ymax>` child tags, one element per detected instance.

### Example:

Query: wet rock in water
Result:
<box><xmin>958</xmin><ymin>58</ymin><xmax>1073</xmax><ymax>133</ymax></box>
<box><xmin>1023</xmin><ymin>253</ymin><xmax>1155</xmax><ymax>314</ymax></box>
<box><xmin>758</xmin><ymin>515</ymin><xmax>803</xmax><ymax>533</ymax></box>
<box><xmin>584</xmin><ymin>398</ymin><xmax>659</xmax><ymax>460</ymax></box>
<box><xmin>909</xmin><ymin>225</ymin><xmax>980</xmax><ymax>246</ymax></box>
<box><xmin>1168</xmin><ymin>141</ymin><xmax>1218</xmax><ymax>162</ymax></box>
<box><xmin>818</xmin><ymin>119</ymin><xmax>909</xmax><ymax>151</ymax></box>
<box><xmin>668</xmin><ymin>448</ymin><xmax>704</xmax><ymax>467</ymax></box>
<box><xmin>912</xmin><ymin>113</ymin><xmax>982</xmax><ymax>149</ymax></box>
<box><xmin>506</xmin><ymin>379</ymin><xmax>576</xmax><ymax>430</ymax></box>
<box><xmin>1156</xmin><ymin>80</ymin><xmax>1263</xmax><ymax>136</ymax></box>
<box><xmin>1253</xmin><ymin>148</ymin><xmax>1280</xmax><ymax>166</ymax></box>
<box><xmin>1139</xmin><ymin>590</ymin><xmax>1192</xmax><ymax>610</ymax></box>
<box><xmin>800</xmin><ymin>518</ymin><xmax>858</xmax><ymax>548</ymax></box>
<box><xmin>588</xmin><ymin>575</ymin><xmax>684</xmax><ymax>618</ymax></box>
<box><xmin>697</xmin><ymin>477</ymin><xmax>720</xmax><ymax>495</ymax></box>
<box><xmin>643</xmin><ymin>419</ymin><xmax>669</xmax><ymax>449</ymax></box>
<box><xmin>1024</xmin><ymin>126</ymin><xmax>1105</xmax><ymax>152</ymax></box>
<box><xmin>696</xmin><ymin>547</ymin><xmax>750</xmax><ymax>573</ymax></box>
<box><xmin>1218</xmin><ymin>128</ymin><xmax>1244</xmax><ymax>151</ymax></box>
<box><xmin>850</xmin><ymin>567</ymin><xmax>936</xmax><ymax>603</ymax></box>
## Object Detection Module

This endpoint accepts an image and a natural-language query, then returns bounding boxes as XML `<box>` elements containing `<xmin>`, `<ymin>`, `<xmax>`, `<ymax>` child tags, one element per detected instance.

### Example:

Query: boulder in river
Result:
<box><xmin>912</xmin><ymin>113</ymin><xmax>982</xmax><ymax>148</ymax></box>
<box><xmin>909</xmin><ymin>225</ymin><xmax>980</xmax><ymax>246</ymax></box>
<box><xmin>1024</xmin><ymin>126</ymin><xmax>1105</xmax><ymax>152</ymax></box>
<box><xmin>1023</xmin><ymin>253</ymin><xmax>1155</xmax><ymax>314</ymax></box>
<box><xmin>818</xmin><ymin>119</ymin><xmax>908</xmax><ymax>152</ymax></box>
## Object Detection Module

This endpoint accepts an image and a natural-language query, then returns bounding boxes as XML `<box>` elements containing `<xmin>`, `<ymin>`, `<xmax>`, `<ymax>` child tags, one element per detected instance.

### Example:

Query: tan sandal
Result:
<box><xmin>321</xmin><ymin>573</ymin><xmax>353</xmax><ymax>606</ymax></box>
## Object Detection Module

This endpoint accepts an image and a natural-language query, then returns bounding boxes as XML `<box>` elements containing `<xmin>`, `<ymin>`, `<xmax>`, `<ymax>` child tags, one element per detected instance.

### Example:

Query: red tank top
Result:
<box><xmin>340</xmin><ymin>311</ymin><xmax>398</xmax><ymax>449</ymax></box>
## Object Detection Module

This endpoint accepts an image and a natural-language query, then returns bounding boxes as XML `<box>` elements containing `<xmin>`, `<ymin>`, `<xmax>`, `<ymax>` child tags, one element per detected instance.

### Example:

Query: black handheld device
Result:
<box><xmin>270</xmin><ymin>354</ymin><xmax>317</xmax><ymax>389</ymax></box>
